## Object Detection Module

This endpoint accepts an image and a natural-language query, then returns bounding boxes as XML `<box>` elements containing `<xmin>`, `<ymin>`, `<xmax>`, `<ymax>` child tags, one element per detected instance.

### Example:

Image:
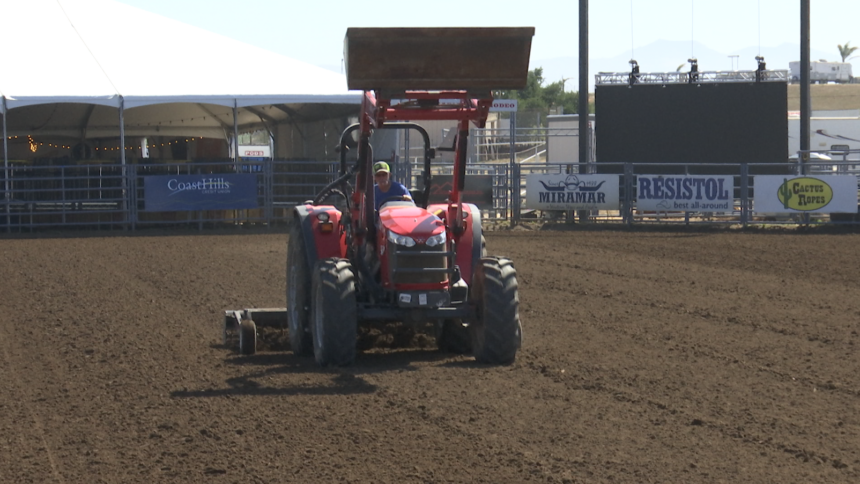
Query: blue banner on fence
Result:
<box><xmin>143</xmin><ymin>174</ymin><xmax>258</xmax><ymax>212</ymax></box>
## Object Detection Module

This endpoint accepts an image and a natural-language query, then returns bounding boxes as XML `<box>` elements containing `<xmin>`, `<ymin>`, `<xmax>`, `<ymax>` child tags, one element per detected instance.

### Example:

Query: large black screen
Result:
<box><xmin>595</xmin><ymin>82</ymin><xmax>787</xmax><ymax>174</ymax></box>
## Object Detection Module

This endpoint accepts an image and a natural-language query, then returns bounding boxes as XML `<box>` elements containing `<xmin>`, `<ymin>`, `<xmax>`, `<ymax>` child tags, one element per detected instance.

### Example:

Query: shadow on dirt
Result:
<box><xmin>171</xmin><ymin>357</ymin><xmax>379</xmax><ymax>398</ymax></box>
<box><xmin>172</xmin><ymin>348</ymin><xmax>483</xmax><ymax>399</ymax></box>
<box><xmin>190</xmin><ymin>323</ymin><xmax>484</xmax><ymax>398</ymax></box>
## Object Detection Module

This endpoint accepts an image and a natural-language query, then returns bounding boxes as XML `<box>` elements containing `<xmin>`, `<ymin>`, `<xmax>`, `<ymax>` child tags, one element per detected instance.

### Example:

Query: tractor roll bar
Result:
<box><xmin>376</xmin><ymin>123</ymin><xmax>433</xmax><ymax>207</ymax></box>
<box><xmin>338</xmin><ymin>122</ymin><xmax>434</xmax><ymax>208</ymax></box>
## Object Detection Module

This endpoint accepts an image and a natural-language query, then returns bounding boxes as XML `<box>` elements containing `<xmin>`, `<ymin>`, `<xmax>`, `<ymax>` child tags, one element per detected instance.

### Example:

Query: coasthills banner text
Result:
<box><xmin>143</xmin><ymin>174</ymin><xmax>259</xmax><ymax>212</ymax></box>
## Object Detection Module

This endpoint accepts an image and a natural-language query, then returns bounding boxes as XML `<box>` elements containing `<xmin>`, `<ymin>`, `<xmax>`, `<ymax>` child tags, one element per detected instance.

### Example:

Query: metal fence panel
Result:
<box><xmin>4</xmin><ymin>157</ymin><xmax>860</xmax><ymax>232</ymax></box>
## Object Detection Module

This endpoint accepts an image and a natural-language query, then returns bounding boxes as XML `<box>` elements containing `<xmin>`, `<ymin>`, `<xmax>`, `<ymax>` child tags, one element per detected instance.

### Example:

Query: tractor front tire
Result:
<box><xmin>470</xmin><ymin>257</ymin><xmax>521</xmax><ymax>364</ymax></box>
<box><xmin>311</xmin><ymin>259</ymin><xmax>358</xmax><ymax>366</ymax></box>
<box><xmin>287</xmin><ymin>222</ymin><xmax>313</xmax><ymax>356</ymax></box>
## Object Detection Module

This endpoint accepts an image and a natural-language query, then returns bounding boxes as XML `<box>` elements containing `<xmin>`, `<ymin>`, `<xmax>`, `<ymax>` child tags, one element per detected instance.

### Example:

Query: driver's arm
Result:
<box><xmin>400</xmin><ymin>183</ymin><xmax>413</xmax><ymax>201</ymax></box>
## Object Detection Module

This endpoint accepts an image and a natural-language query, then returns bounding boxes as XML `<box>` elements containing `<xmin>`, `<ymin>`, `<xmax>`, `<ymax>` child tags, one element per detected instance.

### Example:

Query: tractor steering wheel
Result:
<box><xmin>379</xmin><ymin>195</ymin><xmax>413</xmax><ymax>207</ymax></box>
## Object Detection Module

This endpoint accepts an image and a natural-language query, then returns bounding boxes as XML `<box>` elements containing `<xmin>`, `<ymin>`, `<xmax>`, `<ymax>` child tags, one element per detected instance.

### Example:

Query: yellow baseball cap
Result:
<box><xmin>373</xmin><ymin>161</ymin><xmax>390</xmax><ymax>174</ymax></box>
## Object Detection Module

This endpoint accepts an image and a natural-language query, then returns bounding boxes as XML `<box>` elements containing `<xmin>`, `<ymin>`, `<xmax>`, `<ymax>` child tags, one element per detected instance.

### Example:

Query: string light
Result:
<box><xmin>6</xmin><ymin>135</ymin><xmax>71</xmax><ymax>150</ymax></box>
<box><xmin>6</xmin><ymin>135</ymin><xmax>204</xmax><ymax>152</ymax></box>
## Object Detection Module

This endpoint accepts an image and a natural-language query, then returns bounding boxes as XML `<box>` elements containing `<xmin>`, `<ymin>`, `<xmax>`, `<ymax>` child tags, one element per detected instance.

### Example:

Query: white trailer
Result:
<box><xmin>789</xmin><ymin>60</ymin><xmax>854</xmax><ymax>83</ymax></box>
<box><xmin>788</xmin><ymin>113</ymin><xmax>860</xmax><ymax>165</ymax></box>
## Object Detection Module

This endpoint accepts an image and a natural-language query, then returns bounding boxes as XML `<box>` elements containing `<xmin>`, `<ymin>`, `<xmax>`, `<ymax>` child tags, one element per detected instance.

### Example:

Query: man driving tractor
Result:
<box><xmin>373</xmin><ymin>161</ymin><xmax>413</xmax><ymax>210</ymax></box>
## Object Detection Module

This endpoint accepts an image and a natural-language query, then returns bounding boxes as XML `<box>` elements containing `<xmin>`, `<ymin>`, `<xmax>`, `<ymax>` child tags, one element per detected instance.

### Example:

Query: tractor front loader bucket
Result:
<box><xmin>344</xmin><ymin>27</ymin><xmax>534</xmax><ymax>91</ymax></box>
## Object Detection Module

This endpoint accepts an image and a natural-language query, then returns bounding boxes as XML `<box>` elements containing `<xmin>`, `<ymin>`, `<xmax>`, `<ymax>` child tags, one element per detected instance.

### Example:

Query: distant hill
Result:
<box><xmin>533</xmin><ymin>39</ymin><xmax>842</xmax><ymax>91</ymax></box>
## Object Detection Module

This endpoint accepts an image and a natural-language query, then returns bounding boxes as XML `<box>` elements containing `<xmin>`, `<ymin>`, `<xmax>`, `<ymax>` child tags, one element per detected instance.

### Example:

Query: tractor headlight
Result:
<box><xmin>425</xmin><ymin>231</ymin><xmax>446</xmax><ymax>247</ymax></box>
<box><xmin>387</xmin><ymin>231</ymin><xmax>416</xmax><ymax>247</ymax></box>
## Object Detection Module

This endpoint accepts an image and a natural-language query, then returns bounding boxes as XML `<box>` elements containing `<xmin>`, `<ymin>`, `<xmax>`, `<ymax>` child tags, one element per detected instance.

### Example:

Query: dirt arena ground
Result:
<box><xmin>2</xmin><ymin>225</ymin><xmax>859</xmax><ymax>483</ymax></box>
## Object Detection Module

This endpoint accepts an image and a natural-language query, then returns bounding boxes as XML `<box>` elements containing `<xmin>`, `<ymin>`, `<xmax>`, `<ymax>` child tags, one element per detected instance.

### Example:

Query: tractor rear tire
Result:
<box><xmin>287</xmin><ymin>222</ymin><xmax>313</xmax><ymax>356</ymax></box>
<box><xmin>470</xmin><ymin>257</ymin><xmax>521</xmax><ymax>364</ymax></box>
<box><xmin>311</xmin><ymin>258</ymin><xmax>358</xmax><ymax>366</ymax></box>
<box><xmin>238</xmin><ymin>319</ymin><xmax>257</xmax><ymax>355</ymax></box>
<box><xmin>436</xmin><ymin>319</ymin><xmax>472</xmax><ymax>354</ymax></box>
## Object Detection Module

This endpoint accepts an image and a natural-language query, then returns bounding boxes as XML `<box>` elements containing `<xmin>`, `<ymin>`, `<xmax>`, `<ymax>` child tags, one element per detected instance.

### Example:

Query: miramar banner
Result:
<box><xmin>525</xmin><ymin>174</ymin><xmax>620</xmax><ymax>210</ymax></box>
<box><xmin>636</xmin><ymin>175</ymin><xmax>734</xmax><ymax>212</ymax></box>
<box><xmin>143</xmin><ymin>174</ymin><xmax>259</xmax><ymax>212</ymax></box>
<box><xmin>754</xmin><ymin>175</ymin><xmax>858</xmax><ymax>213</ymax></box>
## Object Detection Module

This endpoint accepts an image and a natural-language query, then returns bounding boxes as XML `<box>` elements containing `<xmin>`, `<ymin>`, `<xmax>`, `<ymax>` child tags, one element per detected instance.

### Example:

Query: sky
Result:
<box><xmin>114</xmin><ymin>0</ymin><xmax>859</xmax><ymax>83</ymax></box>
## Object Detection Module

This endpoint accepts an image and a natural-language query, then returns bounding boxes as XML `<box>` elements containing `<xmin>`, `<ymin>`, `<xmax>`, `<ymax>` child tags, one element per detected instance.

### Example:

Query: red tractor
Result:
<box><xmin>228</xmin><ymin>27</ymin><xmax>533</xmax><ymax>365</ymax></box>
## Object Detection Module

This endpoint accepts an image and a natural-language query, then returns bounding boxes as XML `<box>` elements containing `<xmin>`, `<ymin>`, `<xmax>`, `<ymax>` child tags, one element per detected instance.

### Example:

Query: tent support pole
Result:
<box><xmin>233</xmin><ymin>101</ymin><xmax>239</xmax><ymax>166</ymax></box>
<box><xmin>233</xmin><ymin>101</ymin><xmax>241</xmax><ymax>226</ymax></box>
<box><xmin>119</xmin><ymin>96</ymin><xmax>132</xmax><ymax>230</ymax></box>
<box><xmin>2</xmin><ymin>96</ymin><xmax>9</xmax><ymax>233</ymax></box>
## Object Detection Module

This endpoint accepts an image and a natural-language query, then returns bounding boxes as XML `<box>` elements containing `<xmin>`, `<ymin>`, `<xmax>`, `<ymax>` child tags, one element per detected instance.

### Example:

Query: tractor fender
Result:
<box><xmin>465</xmin><ymin>203</ymin><xmax>483</xmax><ymax>283</ymax></box>
<box><xmin>293</xmin><ymin>205</ymin><xmax>346</xmax><ymax>269</ymax></box>
<box><xmin>426</xmin><ymin>202</ymin><xmax>483</xmax><ymax>285</ymax></box>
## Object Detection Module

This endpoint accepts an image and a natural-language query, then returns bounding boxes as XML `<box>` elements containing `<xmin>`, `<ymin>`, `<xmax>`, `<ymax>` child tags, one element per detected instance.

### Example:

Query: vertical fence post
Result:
<box><xmin>565</xmin><ymin>163</ymin><xmax>575</xmax><ymax>223</ymax></box>
<box><xmin>740</xmin><ymin>163</ymin><xmax>749</xmax><ymax>228</ymax></box>
<box><xmin>130</xmin><ymin>169</ymin><xmax>137</xmax><ymax>230</ymax></box>
<box><xmin>2</xmin><ymin>96</ymin><xmax>9</xmax><ymax>233</ymax></box>
<box><xmin>61</xmin><ymin>166</ymin><xmax>67</xmax><ymax>225</ymax></box>
<box><xmin>511</xmin><ymin>163</ymin><xmax>520</xmax><ymax>228</ymax></box>
<box><xmin>268</xmin><ymin>156</ymin><xmax>275</xmax><ymax>226</ymax></box>
<box><xmin>624</xmin><ymin>162</ymin><xmax>634</xmax><ymax>226</ymax></box>
<box><xmin>508</xmin><ymin>112</ymin><xmax>516</xmax><ymax>224</ymax></box>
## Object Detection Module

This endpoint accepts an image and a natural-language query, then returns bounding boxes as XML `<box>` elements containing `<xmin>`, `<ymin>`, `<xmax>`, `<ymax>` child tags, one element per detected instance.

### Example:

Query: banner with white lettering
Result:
<box><xmin>636</xmin><ymin>175</ymin><xmax>734</xmax><ymax>212</ymax></box>
<box><xmin>525</xmin><ymin>174</ymin><xmax>620</xmax><ymax>210</ymax></box>
<box><xmin>754</xmin><ymin>175</ymin><xmax>858</xmax><ymax>213</ymax></box>
<box><xmin>143</xmin><ymin>174</ymin><xmax>259</xmax><ymax>212</ymax></box>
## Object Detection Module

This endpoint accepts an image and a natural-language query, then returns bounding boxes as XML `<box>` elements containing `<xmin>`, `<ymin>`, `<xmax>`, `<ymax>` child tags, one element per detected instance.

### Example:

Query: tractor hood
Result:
<box><xmin>379</xmin><ymin>204</ymin><xmax>445</xmax><ymax>241</ymax></box>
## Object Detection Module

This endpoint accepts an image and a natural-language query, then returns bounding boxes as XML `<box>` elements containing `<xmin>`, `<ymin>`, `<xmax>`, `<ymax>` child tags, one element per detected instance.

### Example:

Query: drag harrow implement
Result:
<box><xmin>222</xmin><ymin>309</ymin><xmax>287</xmax><ymax>355</ymax></box>
<box><xmin>222</xmin><ymin>27</ymin><xmax>532</xmax><ymax>364</ymax></box>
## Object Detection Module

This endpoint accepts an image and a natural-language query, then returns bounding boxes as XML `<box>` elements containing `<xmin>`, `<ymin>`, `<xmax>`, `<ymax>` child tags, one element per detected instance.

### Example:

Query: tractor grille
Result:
<box><xmin>389</xmin><ymin>242</ymin><xmax>449</xmax><ymax>285</ymax></box>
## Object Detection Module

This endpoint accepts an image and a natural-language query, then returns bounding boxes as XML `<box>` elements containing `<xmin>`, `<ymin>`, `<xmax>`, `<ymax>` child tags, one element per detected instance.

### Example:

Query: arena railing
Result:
<box><xmin>512</xmin><ymin>161</ymin><xmax>860</xmax><ymax>227</ymax></box>
<box><xmin>3</xmin><ymin>159</ymin><xmax>860</xmax><ymax>232</ymax></box>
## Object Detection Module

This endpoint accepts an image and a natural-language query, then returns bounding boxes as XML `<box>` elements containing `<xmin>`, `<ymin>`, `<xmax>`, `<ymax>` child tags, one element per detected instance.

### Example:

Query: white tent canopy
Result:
<box><xmin>0</xmin><ymin>0</ymin><xmax>359</xmax><ymax>110</ymax></box>
<box><xmin>1</xmin><ymin>0</ymin><xmax>361</xmax><ymax>166</ymax></box>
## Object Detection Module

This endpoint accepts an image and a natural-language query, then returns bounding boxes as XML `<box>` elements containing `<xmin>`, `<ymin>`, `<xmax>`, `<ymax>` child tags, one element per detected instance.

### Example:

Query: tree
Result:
<box><xmin>492</xmin><ymin>68</ymin><xmax>588</xmax><ymax>127</ymax></box>
<box><xmin>838</xmin><ymin>42</ymin><xmax>858</xmax><ymax>62</ymax></box>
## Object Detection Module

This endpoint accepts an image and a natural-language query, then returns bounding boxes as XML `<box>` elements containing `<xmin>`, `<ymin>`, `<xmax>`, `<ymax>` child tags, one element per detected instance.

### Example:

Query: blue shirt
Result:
<box><xmin>374</xmin><ymin>181</ymin><xmax>412</xmax><ymax>211</ymax></box>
